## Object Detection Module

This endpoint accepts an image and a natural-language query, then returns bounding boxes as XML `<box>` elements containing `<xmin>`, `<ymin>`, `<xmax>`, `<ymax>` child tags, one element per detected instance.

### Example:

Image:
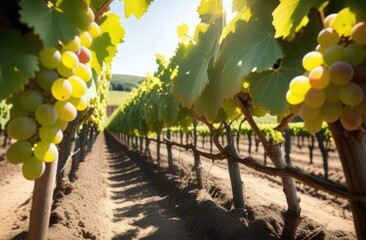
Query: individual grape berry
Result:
<box><xmin>6</xmin><ymin>140</ymin><xmax>33</xmax><ymax>164</ymax></box>
<box><xmin>34</xmin><ymin>141</ymin><xmax>59</xmax><ymax>163</ymax></box>
<box><xmin>63</xmin><ymin>36</ymin><xmax>81</xmax><ymax>52</ymax></box>
<box><xmin>329</xmin><ymin>61</ymin><xmax>354</xmax><ymax>85</ymax></box>
<box><xmin>54</xmin><ymin>101</ymin><xmax>77</xmax><ymax>122</ymax></box>
<box><xmin>61</xmin><ymin>51</ymin><xmax>79</xmax><ymax>69</ymax></box>
<box><xmin>68</xmin><ymin>76</ymin><xmax>87</xmax><ymax>98</ymax></box>
<box><xmin>22</xmin><ymin>156</ymin><xmax>45</xmax><ymax>180</ymax></box>
<box><xmin>7</xmin><ymin>117</ymin><xmax>37</xmax><ymax>140</ymax></box>
<box><xmin>339</xmin><ymin>82</ymin><xmax>364</xmax><ymax>106</ymax></box>
<box><xmin>320</xmin><ymin>101</ymin><xmax>342</xmax><ymax>123</ymax></box>
<box><xmin>304</xmin><ymin>116</ymin><xmax>323</xmax><ymax>134</ymax></box>
<box><xmin>308</xmin><ymin>66</ymin><xmax>330</xmax><ymax>89</ymax></box>
<box><xmin>340</xmin><ymin>107</ymin><xmax>362</xmax><ymax>131</ymax></box>
<box><xmin>57</xmin><ymin>62</ymin><xmax>75</xmax><ymax>78</ymax></box>
<box><xmin>51</xmin><ymin>78</ymin><xmax>72</xmax><ymax>101</ymax></box>
<box><xmin>304</xmin><ymin>88</ymin><xmax>326</xmax><ymax>108</ymax></box>
<box><xmin>39</xmin><ymin>125</ymin><xmax>63</xmax><ymax>144</ymax></box>
<box><xmin>39</xmin><ymin>47</ymin><xmax>61</xmax><ymax>69</ymax></box>
<box><xmin>20</xmin><ymin>90</ymin><xmax>43</xmax><ymax>112</ymax></box>
<box><xmin>289</xmin><ymin>75</ymin><xmax>311</xmax><ymax>96</ymax></box>
<box><xmin>80</xmin><ymin>31</ymin><xmax>92</xmax><ymax>47</ymax></box>
<box><xmin>74</xmin><ymin>63</ymin><xmax>92</xmax><ymax>82</ymax></box>
<box><xmin>36</xmin><ymin>68</ymin><xmax>59</xmax><ymax>90</ymax></box>
<box><xmin>77</xmin><ymin>46</ymin><xmax>92</xmax><ymax>64</ymax></box>
<box><xmin>343</xmin><ymin>43</ymin><xmax>366</xmax><ymax>66</ymax></box>
<box><xmin>323</xmin><ymin>45</ymin><xmax>344</xmax><ymax>65</ymax></box>
<box><xmin>323</xmin><ymin>13</ymin><xmax>337</xmax><ymax>28</ymax></box>
<box><xmin>351</xmin><ymin>22</ymin><xmax>366</xmax><ymax>45</ymax></box>
<box><xmin>88</xmin><ymin>22</ymin><xmax>100</xmax><ymax>38</ymax></box>
<box><xmin>317</xmin><ymin>28</ymin><xmax>340</xmax><ymax>48</ymax></box>
<box><xmin>35</xmin><ymin>104</ymin><xmax>58</xmax><ymax>126</ymax></box>
<box><xmin>286</xmin><ymin>90</ymin><xmax>304</xmax><ymax>105</ymax></box>
<box><xmin>299</xmin><ymin>104</ymin><xmax>320</xmax><ymax>121</ymax></box>
<box><xmin>302</xmin><ymin>51</ymin><xmax>324</xmax><ymax>71</ymax></box>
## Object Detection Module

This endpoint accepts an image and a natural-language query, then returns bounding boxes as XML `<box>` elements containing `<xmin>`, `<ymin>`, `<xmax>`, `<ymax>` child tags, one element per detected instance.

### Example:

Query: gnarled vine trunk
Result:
<box><xmin>328</xmin><ymin>122</ymin><xmax>366</xmax><ymax>239</ymax></box>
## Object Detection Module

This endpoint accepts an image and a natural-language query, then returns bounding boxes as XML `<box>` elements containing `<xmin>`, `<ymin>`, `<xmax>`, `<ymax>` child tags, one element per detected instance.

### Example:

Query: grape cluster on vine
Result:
<box><xmin>5</xmin><ymin>8</ymin><xmax>100</xmax><ymax>180</ymax></box>
<box><xmin>286</xmin><ymin>10</ymin><xmax>366</xmax><ymax>134</ymax></box>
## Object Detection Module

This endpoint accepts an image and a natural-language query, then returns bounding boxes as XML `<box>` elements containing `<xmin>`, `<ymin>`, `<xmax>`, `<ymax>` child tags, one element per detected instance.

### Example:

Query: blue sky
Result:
<box><xmin>110</xmin><ymin>0</ymin><xmax>201</xmax><ymax>76</ymax></box>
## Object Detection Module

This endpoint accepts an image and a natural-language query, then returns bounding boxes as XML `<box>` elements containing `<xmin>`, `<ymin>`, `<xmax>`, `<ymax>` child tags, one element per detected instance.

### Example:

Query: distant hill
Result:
<box><xmin>110</xmin><ymin>74</ymin><xmax>145</xmax><ymax>91</ymax></box>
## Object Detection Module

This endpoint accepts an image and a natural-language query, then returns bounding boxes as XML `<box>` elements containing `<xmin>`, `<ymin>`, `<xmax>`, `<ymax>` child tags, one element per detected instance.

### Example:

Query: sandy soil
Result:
<box><xmin>0</xmin><ymin>132</ymin><xmax>357</xmax><ymax>239</ymax></box>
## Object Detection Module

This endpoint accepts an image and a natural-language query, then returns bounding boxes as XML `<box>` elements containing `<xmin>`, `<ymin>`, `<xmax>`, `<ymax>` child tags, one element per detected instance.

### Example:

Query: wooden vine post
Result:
<box><xmin>166</xmin><ymin>129</ymin><xmax>174</xmax><ymax>172</ymax></box>
<box><xmin>28</xmin><ymin>160</ymin><xmax>58</xmax><ymax>240</ymax></box>
<box><xmin>328</xmin><ymin>122</ymin><xmax>366</xmax><ymax>239</ymax></box>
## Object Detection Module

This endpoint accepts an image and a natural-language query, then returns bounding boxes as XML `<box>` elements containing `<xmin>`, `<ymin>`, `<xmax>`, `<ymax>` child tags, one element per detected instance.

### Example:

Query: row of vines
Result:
<box><xmin>107</xmin><ymin>0</ymin><xmax>366</xmax><ymax>239</ymax></box>
<box><xmin>0</xmin><ymin>0</ymin><xmax>152</xmax><ymax>239</ymax></box>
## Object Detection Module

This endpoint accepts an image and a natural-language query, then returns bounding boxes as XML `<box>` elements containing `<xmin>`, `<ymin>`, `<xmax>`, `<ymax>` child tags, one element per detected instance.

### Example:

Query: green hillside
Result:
<box><xmin>110</xmin><ymin>74</ymin><xmax>145</xmax><ymax>91</ymax></box>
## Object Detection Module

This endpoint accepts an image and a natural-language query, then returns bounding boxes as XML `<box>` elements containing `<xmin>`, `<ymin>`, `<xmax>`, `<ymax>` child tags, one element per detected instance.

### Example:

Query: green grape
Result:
<box><xmin>80</xmin><ymin>31</ymin><xmax>92</xmax><ymax>47</ymax></box>
<box><xmin>34</xmin><ymin>141</ymin><xmax>59</xmax><ymax>163</ymax></box>
<box><xmin>323</xmin><ymin>13</ymin><xmax>337</xmax><ymax>28</ymax></box>
<box><xmin>35</xmin><ymin>104</ymin><xmax>58</xmax><ymax>126</ymax></box>
<box><xmin>304</xmin><ymin>116</ymin><xmax>323</xmax><ymax>134</ymax></box>
<box><xmin>324</xmin><ymin>83</ymin><xmax>341</xmax><ymax>102</ymax></box>
<box><xmin>286</xmin><ymin>90</ymin><xmax>304</xmax><ymax>105</ymax></box>
<box><xmin>343</xmin><ymin>43</ymin><xmax>366</xmax><ymax>66</ymax></box>
<box><xmin>10</xmin><ymin>104</ymin><xmax>28</xmax><ymax>119</ymax></box>
<box><xmin>68</xmin><ymin>76</ymin><xmax>87</xmax><ymax>98</ymax></box>
<box><xmin>7</xmin><ymin>117</ymin><xmax>37</xmax><ymax>140</ymax></box>
<box><xmin>39</xmin><ymin>125</ymin><xmax>63</xmax><ymax>144</ymax></box>
<box><xmin>51</xmin><ymin>78</ymin><xmax>72</xmax><ymax>101</ymax></box>
<box><xmin>85</xmin><ymin>7</ymin><xmax>95</xmax><ymax>26</ymax></box>
<box><xmin>329</xmin><ymin>61</ymin><xmax>354</xmax><ymax>85</ymax></box>
<box><xmin>53</xmin><ymin>118</ymin><xmax>68</xmax><ymax>131</ymax></box>
<box><xmin>317</xmin><ymin>28</ymin><xmax>340</xmax><ymax>48</ymax></box>
<box><xmin>35</xmin><ymin>68</ymin><xmax>59</xmax><ymax>90</ymax></box>
<box><xmin>339</xmin><ymin>82</ymin><xmax>364</xmax><ymax>106</ymax></box>
<box><xmin>289</xmin><ymin>75</ymin><xmax>311</xmax><ymax>96</ymax></box>
<box><xmin>299</xmin><ymin>104</ymin><xmax>320</xmax><ymax>121</ymax></box>
<box><xmin>74</xmin><ymin>63</ymin><xmax>92</xmax><ymax>82</ymax></box>
<box><xmin>6</xmin><ymin>140</ymin><xmax>33</xmax><ymax>164</ymax></box>
<box><xmin>315</xmin><ymin>44</ymin><xmax>326</xmax><ymax>54</ymax></box>
<box><xmin>39</xmin><ymin>47</ymin><xmax>61</xmax><ymax>69</ymax></box>
<box><xmin>20</xmin><ymin>90</ymin><xmax>43</xmax><ymax>112</ymax></box>
<box><xmin>69</xmin><ymin>96</ymin><xmax>88</xmax><ymax>111</ymax></box>
<box><xmin>320</xmin><ymin>101</ymin><xmax>342</xmax><ymax>123</ymax></box>
<box><xmin>63</xmin><ymin>36</ymin><xmax>81</xmax><ymax>52</ymax></box>
<box><xmin>54</xmin><ymin>101</ymin><xmax>77</xmax><ymax>122</ymax></box>
<box><xmin>88</xmin><ymin>22</ymin><xmax>100</xmax><ymax>38</ymax></box>
<box><xmin>57</xmin><ymin>62</ymin><xmax>75</xmax><ymax>78</ymax></box>
<box><xmin>304</xmin><ymin>88</ymin><xmax>326</xmax><ymax>108</ymax></box>
<box><xmin>61</xmin><ymin>51</ymin><xmax>79</xmax><ymax>69</ymax></box>
<box><xmin>340</xmin><ymin>107</ymin><xmax>362</xmax><ymax>131</ymax></box>
<box><xmin>302</xmin><ymin>51</ymin><xmax>324</xmax><ymax>71</ymax></box>
<box><xmin>323</xmin><ymin>44</ymin><xmax>344</xmax><ymax>65</ymax></box>
<box><xmin>308</xmin><ymin>66</ymin><xmax>330</xmax><ymax>89</ymax></box>
<box><xmin>351</xmin><ymin>22</ymin><xmax>366</xmax><ymax>45</ymax></box>
<box><xmin>22</xmin><ymin>156</ymin><xmax>45</xmax><ymax>180</ymax></box>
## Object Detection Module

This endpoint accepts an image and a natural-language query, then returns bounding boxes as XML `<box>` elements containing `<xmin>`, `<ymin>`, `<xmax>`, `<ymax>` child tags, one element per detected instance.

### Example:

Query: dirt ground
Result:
<box><xmin>0</xmin><ymin>132</ymin><xmax>357</xmax><ymax>239</ymax></box>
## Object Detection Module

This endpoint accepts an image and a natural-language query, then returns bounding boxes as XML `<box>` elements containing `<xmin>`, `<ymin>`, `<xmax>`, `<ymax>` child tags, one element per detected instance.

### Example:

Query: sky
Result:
<box><xmin>109</xmin><ymin>0</ymin><xmax>201</xmax><ymax>77</ymax></box>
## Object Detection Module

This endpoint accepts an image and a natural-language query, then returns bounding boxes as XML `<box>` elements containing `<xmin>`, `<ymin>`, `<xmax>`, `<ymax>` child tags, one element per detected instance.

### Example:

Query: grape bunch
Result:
<box><xmin>5</xmin><ymin>8</ymin><xmax>100</xmax><ymax>180</ymax></box>
<box><xmin>286</xmin><ymin>11</ymin><xmax>366</xmax><ymax>134</ymax></box>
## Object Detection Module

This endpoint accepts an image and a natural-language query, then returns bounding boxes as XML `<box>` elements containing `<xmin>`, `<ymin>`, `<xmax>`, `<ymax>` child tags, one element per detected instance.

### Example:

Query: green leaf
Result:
<box><xmin>217</xmin><ymin>19</ymin><xmax>283</xmax><ymax>101</ymax></box>
<box><xmin>124</xmin><ymin>0</ymin><xmax>154</xmax><ymax>19</ymax></box>
<box><xmin>90</xmin><ymin>32</ymin><xmax>112</xmax><ymax>74</ymax></box>
<box><xmin>99</xmin><ymin>13</ymin><xmax>125</xmax><ymax>47</ymax></box>
<box><xmin>232</xmin><ymin>0</ymin><xmax>247</xmax><ymax>12</ymax></box>
<box><xmin>158</xmin><ymin>93</ymin><xmax>180</xmax><ymax>127</ymax></box>
<box><xmin>0</xmin><ymin>31</ymin><xmax>39</xmax><ymax>101</ymax></box>
<box><xmin>19</xmin><ymin>0</ymin><xmax>89</xmax><ymax>47</ymax></box>
<box><xmin>272</xmin><ymin>0</ymin><xmax>328</xmax><ymax>40</ymax></box>
<box><xmin>197</xmin><ymin>0</ymin><xmax>223</xmax><ymax>23</ymax></box>
<box><xmin>172</xmin><ymin>19</ymin><xmax>222</xmax><ymax>109</ymax></box>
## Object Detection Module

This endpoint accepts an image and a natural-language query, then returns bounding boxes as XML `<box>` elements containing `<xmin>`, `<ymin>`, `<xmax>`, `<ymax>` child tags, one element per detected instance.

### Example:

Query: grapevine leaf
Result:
<box><xmin>232</xmin><ymin>0</ymin><xmax>247</xmax><ymax>12</ymax></box>
<box><xmin>333</xmin><ymin>8</ymin><xmax>356</xmax><ymax>36</ymax></box>
<box><xmin>272</xmin><ymin>0</ymin><xmax>328</xmax><ymax>40</ymax></box>
<box><xmin>158</xmin><ymin>93</ymin><xmax>180</xmax><ymax>127</ymax></box>
<box><xmin>217</xmin><ymin>19</ymin><xmax>283</xmax><ymax>101</ymax></box>
<box><xmin>177</xmin><ymin>23</ymin><xmax>190</xmax><ymax>44</ymax></box>
<box><xmin>0</xmin><ymin>31</ymin><xmax>39</xmax><ymax>101</ymax></box>
<box><xmin>220</xmin><ymin>8</ymin><xmax>251</xmax><ymax>43</ymax></box>
<box><xmin>90</xmin><ymin>32</ymin><xmax>112</xmax><ymax>74</ymax></box>
<box><xmin>99</xmin><ymin>13</ymin><xmax>125</xmax><ymax>47</ymax></box>
<box><xmin>124</xmin><ymin>0</ymin><xmax>154</xmax><ymax>19</ymax></box>
<box><xmin>172</xmin><ymin>19</ymin><xmax>222</xmax><ymax>109</ymax></box>
<box><xmin>19</xmin><ymin>0</ymin><xmax>89</xmax><ymax>47</ymax></box>
<box><xmin>197</xmin><ymin>0</ymin><xmax>223</xmax><ymax>23</ymax></box>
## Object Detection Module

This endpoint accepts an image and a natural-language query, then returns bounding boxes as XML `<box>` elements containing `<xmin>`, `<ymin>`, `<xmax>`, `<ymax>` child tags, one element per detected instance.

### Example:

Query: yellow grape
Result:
<box><xmin>7</xmin><ymin>117</ymin><xmax>37</xmax><ymax>140</ymax></box>
<box><xmin>286</xmin><ymin>90</ymin><xmax>304</xmax><ymax>105</ymax></box>
<box><xmin>69</xmin><ymin>96</ymin><xmax>88</xmax><ymax>111</ymax></box>
<box><xmin>329</xmin><ymin>61</ymin><xmax>354</xmax><ymax>85</ymax></box>
<box><xmin>339</xmin><ymin>82</ymin><xmax>364</xmax><ymax>106</ymax></box>
<box><xmin>34</xmin><ymin>141</ymin><xmax>59</xmax><ymax>163</ymax></box>
<box><xmin>302</xmin><ymin>51</ymin><xmax>324</xmax><ymax>71</ymax></box>
<box><xmin>304</xmin><ymin>116</ymin><xmax>323</xmax><ymax>134</ymax></box>
<box><xmin>51</xmin><ymin>78</ymin><xmax>72</xmax><ymax>101</ymax></box>
<box><xmin>351</xmin><ymin>22</ymin><xmax>366</xmax><ymax>45</ymax></box>
<box><xmin>320</xmin><ymin>101</ymin><xmax>342</xmax><ymax>123</ymax></box>
<box><xmin>61</xmin><ymin>51</ymin><xmax>79</xmax><ymax>69</ymax></box>
<box><xmin>299</xmin><ymin>104</ymin><xmax>320</xmax><ymax>121</ymax></box>
<box><xmin>57</xmin><ymin>62</ymin><xmax>75</xmax><ymax>78</ymax></box>
<box><xmin>20</xmin><ymin>90</ymin><xmax>43</xmax><ymax>112</ymax></box>
<box><xmin>289</xmin><ymin>75</ymin><xmax>311</xmax><ymax>96</ymax></box>
<box><xmin>39</xmin><ymin>125</ymin><xmax>63</xmax><ymax>144</ymax></box>
<box><xmin>304</xmin><ymin>88</ymin><xmax>326</xmax><ymax>108</ymax></box>
<box><xmin>22</xmin><ymin>156</ymin><xmax>45</xmax><ymax>180</ymax></box>
<box><xmin>6</xmin><ymin>140</ymin><xmax>33</xmax><ymax>164</ymax></box>
<box><xmin>317</xmin><ymin>28</ymin><xmax>340</xmax><ymax>48</ymax></box>
<box><xmin>323</xmin><ymin>13</ymin><xmax>337</xmax><ymax>28</ymax></box>
<box><xmin>39</xmin><ymin>47</ymin><xmax>61</xmax><ymax>69</ymax></box>
<box><xmin>340</xmin><ymin>107</ymin><xmax>362</xmax><ymax>131</ymax></box>
<box><xmin>35</xmin><ymin>104</ymin><xmax>58</xmax><ymax>126</ymax></box>
<box><xmin>343</xmin><ymin>43</ymin><xmax>366</xmax><ymax>66</ymax></box>
<box><xmin>68</xmin><ymin>76</ymin><xmax>87</xmax><ymax>98</ymax></box>
<box><xmin>54</xmin><ymin>101</ymin><xmax>77</xmax><ymax>122</ymax></box>
<box><xmin>74</xmin><ymin>63</ymin><xmax>92</xmax><ymax>82</ymax></box>
<box><xmin>323</xmin><ymin>44</ymin><xmax>344</xmax><ymax>65</ymax></box>
<box><xmin>63</xmin><ymin>36</ymin><xmax>81</xmax><ymax>52</ymax></box>
<box><xmin>308</xmin><ymin>66</ymin><xmax>330</xmax><ymax>89</ymax></box>
<box><xmin>88</xmin><ymin>22</ymin><xmax>100</xmax><ymax>38</ymax></box>
<box><xmin>80</xmin><ymin>31</ymin><xmax>92</xmax><ymax>47</ymax></box>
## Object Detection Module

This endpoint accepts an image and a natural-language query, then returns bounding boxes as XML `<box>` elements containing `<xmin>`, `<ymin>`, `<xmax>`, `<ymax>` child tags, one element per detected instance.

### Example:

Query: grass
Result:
<box><xmin>107</xmin><ymin>90</ymin><xmax>131</xmax><ymax>106</ymax></box>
